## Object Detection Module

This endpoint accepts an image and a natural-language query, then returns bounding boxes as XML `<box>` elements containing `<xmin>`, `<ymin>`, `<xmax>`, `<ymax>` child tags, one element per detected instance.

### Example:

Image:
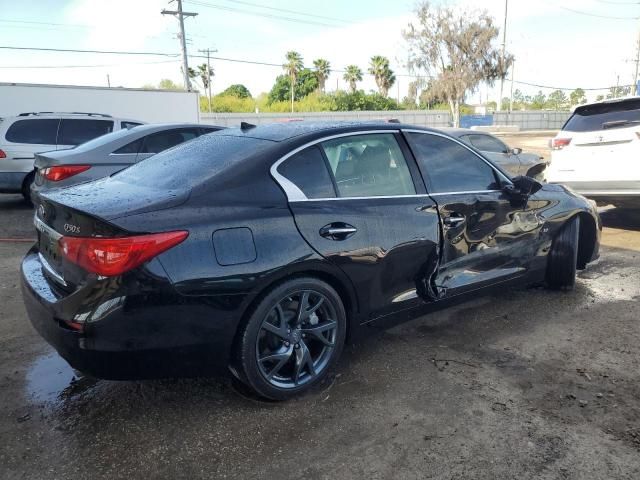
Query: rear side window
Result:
<box><xmin>321</xmin><ymin>133</ymin><xmax>415</xmax><ymax>198</ymax></box>
<box><xmin>5</xmin><ymin>119</ymin><xmax>59</xmax><ymax>144</ymax></box>
<box><xmin>140</xmin><ymin>128</ymin><xmax>200</xmax><ymax>154</ymax></box>
<box><xmin>408</xmin><ymin>133</ymin><xmax>499</xmax><ymax>193</ymax></box>
<box><xmin>467</xmin><ymin>134</ymin><xmax>508</xmax><ymax>153</ymax></box>
<box><xmin>564</xmin><ymin>101</ymin><xmax>640</xmax><ymax>132</ymax></box>
<box><xmin>113</xmin><ymin>138</ymin><xmax>143</xmax><ymax>154</ymax></box>
<box><xmin>278</xmin><ymin>146</ymin><xmax>336</xmax><ymax>199</ymax></box>
<box><xmin>121</xmin><ymin>121</ymin><xmax>142</xmax><ymax>129</ymax></box>
<box><xmin>58</xmin><ymin>119</ymin><xmax>114</xmax><ymax>145</ymax></box>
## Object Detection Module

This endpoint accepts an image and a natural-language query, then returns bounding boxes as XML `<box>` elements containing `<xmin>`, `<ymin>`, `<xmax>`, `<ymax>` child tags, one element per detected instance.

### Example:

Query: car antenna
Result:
<box><xmin>240</xmin><ymin>121</ymin><xmax>256</xmax><ymax>130</ymax></box>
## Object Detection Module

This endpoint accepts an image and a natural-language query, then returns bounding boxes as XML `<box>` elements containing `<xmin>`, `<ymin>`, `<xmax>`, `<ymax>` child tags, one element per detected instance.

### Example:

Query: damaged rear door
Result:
<box><xmin>273</xmin><ymin>130</ymin><xmax>441</xmax><ymax>321</ymax></box>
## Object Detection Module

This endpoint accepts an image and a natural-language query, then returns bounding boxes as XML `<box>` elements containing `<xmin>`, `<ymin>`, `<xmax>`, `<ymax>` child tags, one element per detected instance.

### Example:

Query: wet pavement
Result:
<box><xmin>1</xmin><ymin>195</ymin><xmax>640</xmax><ymax>479</ymax></box>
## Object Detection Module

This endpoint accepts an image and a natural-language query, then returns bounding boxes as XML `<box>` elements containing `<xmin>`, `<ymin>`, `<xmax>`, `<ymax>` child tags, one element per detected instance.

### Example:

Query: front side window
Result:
<box><xmin>5</xmin><ymin>119</ymin><xmax>59</xmax><ymax>145</ymax></box>
<box><xmin>408</xmin><ymin>133</ymin><xmax>499</xmax><ymax>194</ymax></box>
<box><xmin>278</xmin><ymin>146</ymin><xmax>336</xmax><ymax>199</ymax></box>
<box><xmin>58</xmin><ymin>119</ymin><xmax>114</xmax><ymax>145</ymax></box>
<box><xmin>321</xmin><ymin>133</ymin><xmax>415</xmax><ymax>198</ymax></box>
<box><xmin>467</xmin><ymin>134</ymin><xmax>508</xmax><ymax>154</ymax></box>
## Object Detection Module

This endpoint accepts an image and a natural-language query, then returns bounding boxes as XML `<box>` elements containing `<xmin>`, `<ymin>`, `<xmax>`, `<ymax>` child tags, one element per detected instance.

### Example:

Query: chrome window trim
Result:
<box><xmin>270</xmin><ymin>129</ymin><xmax>401</xmax><ymax>202</ymax></box>
<box><xmin>401</xmin><ymin>128</ymin><xmax>513</xmax><ymax>186</ymax></box>
<box><xmin>290</xmin><ymin>190</ymin><xmax>502</xmax><ymax>203</ymax></box>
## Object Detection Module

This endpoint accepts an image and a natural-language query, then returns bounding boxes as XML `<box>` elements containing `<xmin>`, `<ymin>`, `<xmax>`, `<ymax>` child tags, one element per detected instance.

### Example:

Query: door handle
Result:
<box><xmin>443</xmin><ymin>215</ymin><xmax>465</xmax><ymax>227</ymax></box>
<box><xmin>319</xmin><ymin>223</ymin><xmax>357</xmax><ymax>240</ymax></box>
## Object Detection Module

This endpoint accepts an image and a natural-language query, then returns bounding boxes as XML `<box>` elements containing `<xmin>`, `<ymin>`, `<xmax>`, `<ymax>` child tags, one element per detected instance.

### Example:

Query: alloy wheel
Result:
<box><xmin>255</xmin><ymin>290</ymin><xmax>338</xmax><ymax>389</ymax></box>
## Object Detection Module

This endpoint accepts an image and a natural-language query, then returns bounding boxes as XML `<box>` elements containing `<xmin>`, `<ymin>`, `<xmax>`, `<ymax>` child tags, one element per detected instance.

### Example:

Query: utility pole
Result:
<box><xmin>106</xmin><ymin>74</ymin><xmax>111</xmax><ymax>88</ymax></box>
<box><xmin>162</xmin><ymin>0</ymin><xmax>197</xmax><ymax>91</ymax></box>
<box><xmin>634</xmin><ymin>25</ymin><xmax>640</xmax><ymax>95</ymax></box>
<box><xmin>198</xmin><ymin>48</ymin><xmax>217</xmax><ymax>112</ymax></box>
<box><xmin>509</xmin><ymin>60</ymin><xmax>515</xmax><ymax>112</ymax></box>
<box><xmin>498</xmin><ymin>0</ymin><xmax>508</xmax><ymax>112</ymax></box>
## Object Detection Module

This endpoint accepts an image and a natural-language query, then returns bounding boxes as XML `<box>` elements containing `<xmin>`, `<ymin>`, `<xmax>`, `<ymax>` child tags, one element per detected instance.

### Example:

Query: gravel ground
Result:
<box><xmin>1</xmin><ymin>147</ymin><xmax>639</xmax><ymax>479</ymax></box>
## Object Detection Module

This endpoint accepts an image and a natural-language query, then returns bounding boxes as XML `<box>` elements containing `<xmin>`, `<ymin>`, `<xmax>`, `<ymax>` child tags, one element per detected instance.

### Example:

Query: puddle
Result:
<box><xmin>26</xmin><ymin>351</ymin><xmax>98</xmax><ymax>405</ymax></box>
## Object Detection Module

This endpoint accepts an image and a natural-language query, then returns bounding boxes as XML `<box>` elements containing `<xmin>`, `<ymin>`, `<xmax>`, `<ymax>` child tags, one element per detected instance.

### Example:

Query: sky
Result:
<box><xmin>1</xmin><ymin>0</ymin><xmax>639</xmax><ymax>104</ymax></box>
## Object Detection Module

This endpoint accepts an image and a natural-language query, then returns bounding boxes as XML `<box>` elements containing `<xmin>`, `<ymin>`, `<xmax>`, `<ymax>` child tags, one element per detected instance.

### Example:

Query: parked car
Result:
<box><xmin>0</xmin><ymin>112</ymin><xmax>143</xmax><ymax>202</ymax></box>
<box><xmin>22</xmin><ymin>122</ymin><xmax>601</xmax><ymax>400</ymax></box>
<box><xmin>31</xmin><ymin>123</ymin><xmax>224</xmax><ymax>203</ymax></box>
<box><xmin>547</xmin><ymin>97</ymin><xmax>640</xmax><ymax>208</ymax></box>
<box><xmin>442</xmin><ymin>128</ymin><xmax>549</xmax><ymax>181</ymax></box>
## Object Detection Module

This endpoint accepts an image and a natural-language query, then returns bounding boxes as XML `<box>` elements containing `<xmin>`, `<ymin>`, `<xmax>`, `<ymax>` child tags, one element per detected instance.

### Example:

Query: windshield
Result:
<box><xmin>113</xmin><ymin>133</ymin><xmax>273</xmax><ymax>190</ymax></box>
<box><xmin>563</xmin><ymin>101</ymin><xmax>640</xmax><ymax>132</ymax></box>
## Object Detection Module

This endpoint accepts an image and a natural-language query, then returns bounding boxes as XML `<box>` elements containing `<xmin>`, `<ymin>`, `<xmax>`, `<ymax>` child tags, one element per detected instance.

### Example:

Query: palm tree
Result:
<box><xmin>343</xmin><ymin>65</ymin><xmax>363</xmax><ymax>93</ymax></box>
<box><xmin>197</xmin><ymin>63</ymin><xmax>214</xmax><ymax>112</ymax></box>
<box><xmin>368</xmin><ymin>55</ymin><xmax>396</xmax><ymax>97</ymax></box>
<box><xmin>283</xmin><ymin>51</ymin><xmax>304</xmax><ymax>112</ymax></box>
<box><xmin>313</xmin><ymin>58</ymin><xmax>331</xmax><ymax>94</ymax></box>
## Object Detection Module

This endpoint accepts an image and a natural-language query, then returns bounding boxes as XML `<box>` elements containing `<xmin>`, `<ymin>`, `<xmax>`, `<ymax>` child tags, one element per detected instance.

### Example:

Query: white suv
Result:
<box><xmin>0</xmin><ymin>112</ymin><xmax>143</xmax><ymax>202</ymax></box>
<box><xmin>547</xmin><ymin>97</ymin><xmax>640</xmax><ymax>208</ymax></box>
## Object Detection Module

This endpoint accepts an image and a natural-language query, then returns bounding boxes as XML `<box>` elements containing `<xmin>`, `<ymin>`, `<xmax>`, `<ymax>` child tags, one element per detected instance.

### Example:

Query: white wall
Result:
<box><xmin>0</xmin><ymin>83</ymin><xmax>200</xmax><ymax>124</ymax></box>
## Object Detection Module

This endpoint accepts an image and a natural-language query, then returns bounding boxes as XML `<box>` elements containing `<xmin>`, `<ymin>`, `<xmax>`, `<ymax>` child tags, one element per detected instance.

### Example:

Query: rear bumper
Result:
<box><xmin>0</xmin><ymin>172</ymin><xmax>27</xmax><ymax>193</ymax></box>
<box><xmin>20</xmin><ymin>248</ymin><xmax>238</xmax><ymax>380</ymax></box>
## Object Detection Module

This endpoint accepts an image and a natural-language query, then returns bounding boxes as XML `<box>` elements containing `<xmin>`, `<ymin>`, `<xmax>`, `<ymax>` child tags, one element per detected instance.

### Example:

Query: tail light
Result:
<box><xmin>59</xmin><ymin>231</ymin><xmax>188</xmax><ymax>276</ymax></box>
<box><xmin>41</xmin><ymin>165</ymin><xmax>91</xmax><ymax>182</ymax></box>
<box><xmin>550</xmin><ymin>138</ymin><xmax>571</xmax><ymax>150</ymax></box>
<box><xmin>0</xmin><ymin>149</ymin><xmax>6</xmax><ymax>159</ymax></box>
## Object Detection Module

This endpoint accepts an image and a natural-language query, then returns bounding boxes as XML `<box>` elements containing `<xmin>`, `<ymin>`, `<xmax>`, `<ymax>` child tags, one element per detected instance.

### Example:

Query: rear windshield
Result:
<box><xmin>113</xmin><ymin>134</ymin><xmax>273</xmax><ymax>190</ymax></box>
<box><xmin>70</xmin><ymin>127</ymin><xmax>137</xmax><ymax>152</ymax></box>
<box><xmin>563</xmin><ymin>101</ymin><xmax>640</xmax><ymax>132</ymax></box>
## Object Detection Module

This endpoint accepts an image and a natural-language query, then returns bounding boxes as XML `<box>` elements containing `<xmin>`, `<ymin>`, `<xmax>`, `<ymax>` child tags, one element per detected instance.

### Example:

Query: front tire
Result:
<box><xmin>237</xmin><ymin>277</ymin><xmax>346</xmax><ymax>400</ymax></box>
<box><xmin>546</xmin><ymin>216</ymin><xmax>580</xmax><ymax>290</ymax></box>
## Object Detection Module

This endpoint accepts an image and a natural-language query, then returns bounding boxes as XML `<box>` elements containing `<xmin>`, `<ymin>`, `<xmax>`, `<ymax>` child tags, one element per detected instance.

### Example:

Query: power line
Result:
<box><xmin>593</xmin><ymin>0</ymin><xmax>640</xmax><ymax>5</ymax></box>
<box><xmin>0</xmin><ymin>19</ymin><xmax>91</xmax><ymax>28</ymax></box>
<box><xmin>556</xmin><ymin>5</ymin><xmax>640</xmax><ymax>19</ymax></box>
<box><xmin>223</xmin><ymin>0</ymin><xmax>354</xmax><ymax>24</ymax></box>
<box><xmin>185</xmin><ymin>0</ymin><xmax>343</xmax><ymax>28</ymax></box>
<box><xmin>0</xmin><ymin>45</ymin><xmax>179</xmax><ymax>57</ymax></box>
<box><xmin>0</xmin><ymin>60</ymin><xmax>181</xmax><ymax>69</ymax></box>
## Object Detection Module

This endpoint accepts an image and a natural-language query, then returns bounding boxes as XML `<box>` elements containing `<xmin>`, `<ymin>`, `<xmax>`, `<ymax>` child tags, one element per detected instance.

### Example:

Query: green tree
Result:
<box><xmin>368</xmin><ymin>55</ymin><xmax>396</xmax><ymax>97</ymax></box>
<box><xmin>403</xmin><ymin>2</ymin><xmax>513</xmax><ymax>126</ymax></box>
<box><xmin>313</xmin><ymin>58</ymin><xmax>331</xmax><ymax>93</ymax></box>
<box><xmin>530</xmin><ymin>91</ymin><xmax>546</xmax><ymax>110</ymax></box>
<box><xmin>569</xmin><ymin>88</ymin><xmax>586</xmax><ymax>106</ymax></box>
<box><xmin>329</xmin><ymin>91</ymin><xmax>399</xmax><ymax>111</ymax></box>
<box><xmin>607</xmin><ymin>85</ymin><xmax>631</xmax><ymax>99</ymax></box>
<box><xmin>283</xmin><ymin>51</ymin><xmax>304</xmax><ymax>112</ymax></box>
<box><xmin>158</xmin><ymin>79</ymin><xmax>182</xmax><ymax>90</ymax></box>
<box><xmin>343</xmin><ymin>65</ymin><xmax>363</xmax><ymax>93</ymax></box>
<box><xmin>221</xmin><ymin>84</ymin><xmax>252</xmax><ymax>98</ymax></box>
<box><xmin>268</xmin><ymin>69</ymin><xmax>318</xmax><ymax>105</ymax></box>
<box><xmin>546</xmin><ymin>90</ymin><xmax>569</xmax><ymax>110</ymax></box>
<box><xmin>197</xmin><ymin>64</ymin><xmax>214</xmax><ymax>90</ymax></box>
<box><xmin>595</xmin><ymin>94</ymin><xmax>605</xmax><ymax>101</ymax></box>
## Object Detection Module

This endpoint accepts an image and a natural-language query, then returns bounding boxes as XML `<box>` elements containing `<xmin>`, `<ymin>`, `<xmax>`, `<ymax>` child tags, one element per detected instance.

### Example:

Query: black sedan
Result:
<box><xmin>22</xmin><ymin>122</ymin><xmax>601</xmax><ymax>400</ymax></box>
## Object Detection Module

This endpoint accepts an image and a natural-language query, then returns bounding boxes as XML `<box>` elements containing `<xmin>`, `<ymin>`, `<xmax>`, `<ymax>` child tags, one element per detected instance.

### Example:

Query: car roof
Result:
<box><xmin>214</xmin><ymin>121</ymin><xmax>439</xmax><ymax>143</ymax></box>
<box><xmin>437</xmin><ymin>127</ymin><xmax>491</xmax><ymax>137</ymax></box>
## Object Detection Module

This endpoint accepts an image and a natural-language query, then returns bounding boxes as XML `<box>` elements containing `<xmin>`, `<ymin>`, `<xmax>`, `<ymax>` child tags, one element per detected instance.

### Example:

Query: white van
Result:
<box><xmin>0</xmin><ymin>112</ymin><xmax>143</xmax><ymax>202</ymax></box>
<box><xmin>547</xmin><ymin>97</ymin><xmax>640</xmax><ymax>208</ymax></box>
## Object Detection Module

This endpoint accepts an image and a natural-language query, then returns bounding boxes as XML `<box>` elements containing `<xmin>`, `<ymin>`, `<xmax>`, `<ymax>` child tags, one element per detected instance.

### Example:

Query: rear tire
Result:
<box><xmin>21</xmin><ymin>172</ymin><xmax>35</xmax><ymax>207</ymax></box>
<box><xmin>236</xmin><ymin>277</ymin><xmax>346</xmax><ymax>401</ymax></box>
<box><xmin>546</xmin><ymin>216</ymin><xmax>580</xmax><ymax>290</ymax></box>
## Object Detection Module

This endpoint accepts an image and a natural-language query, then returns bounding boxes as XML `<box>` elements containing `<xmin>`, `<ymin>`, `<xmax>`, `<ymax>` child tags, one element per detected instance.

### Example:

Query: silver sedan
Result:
<box><xmin>31</xmin><ymin>123</ymin><xmax>223</xmax><ymax>203</ymax></box>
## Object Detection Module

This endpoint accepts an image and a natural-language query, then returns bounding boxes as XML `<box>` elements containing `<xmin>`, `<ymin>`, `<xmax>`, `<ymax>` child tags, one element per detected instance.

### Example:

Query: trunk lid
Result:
<box><xmin>40</xmin><ymin>176</ymin><xmax>190</xmax><ymax>221</ymax></box>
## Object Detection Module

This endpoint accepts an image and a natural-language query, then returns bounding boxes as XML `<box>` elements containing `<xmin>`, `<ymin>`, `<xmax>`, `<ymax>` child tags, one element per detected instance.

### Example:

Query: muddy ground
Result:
<box><xmin>1</xmin><ymin>134</ymin><xmax>639</xmax><ymax>479</ymax></box>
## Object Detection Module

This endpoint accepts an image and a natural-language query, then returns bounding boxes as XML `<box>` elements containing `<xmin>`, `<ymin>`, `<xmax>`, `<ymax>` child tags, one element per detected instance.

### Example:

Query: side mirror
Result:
<box><xmin>508</xmin><ymin>175</ymin><xmax>543</xmax><ymax>196</ymax></box>
<box><xmin>511</xmin><ymin>147</ymin><xmax>522</xmax><ymax>155</ymax></box>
